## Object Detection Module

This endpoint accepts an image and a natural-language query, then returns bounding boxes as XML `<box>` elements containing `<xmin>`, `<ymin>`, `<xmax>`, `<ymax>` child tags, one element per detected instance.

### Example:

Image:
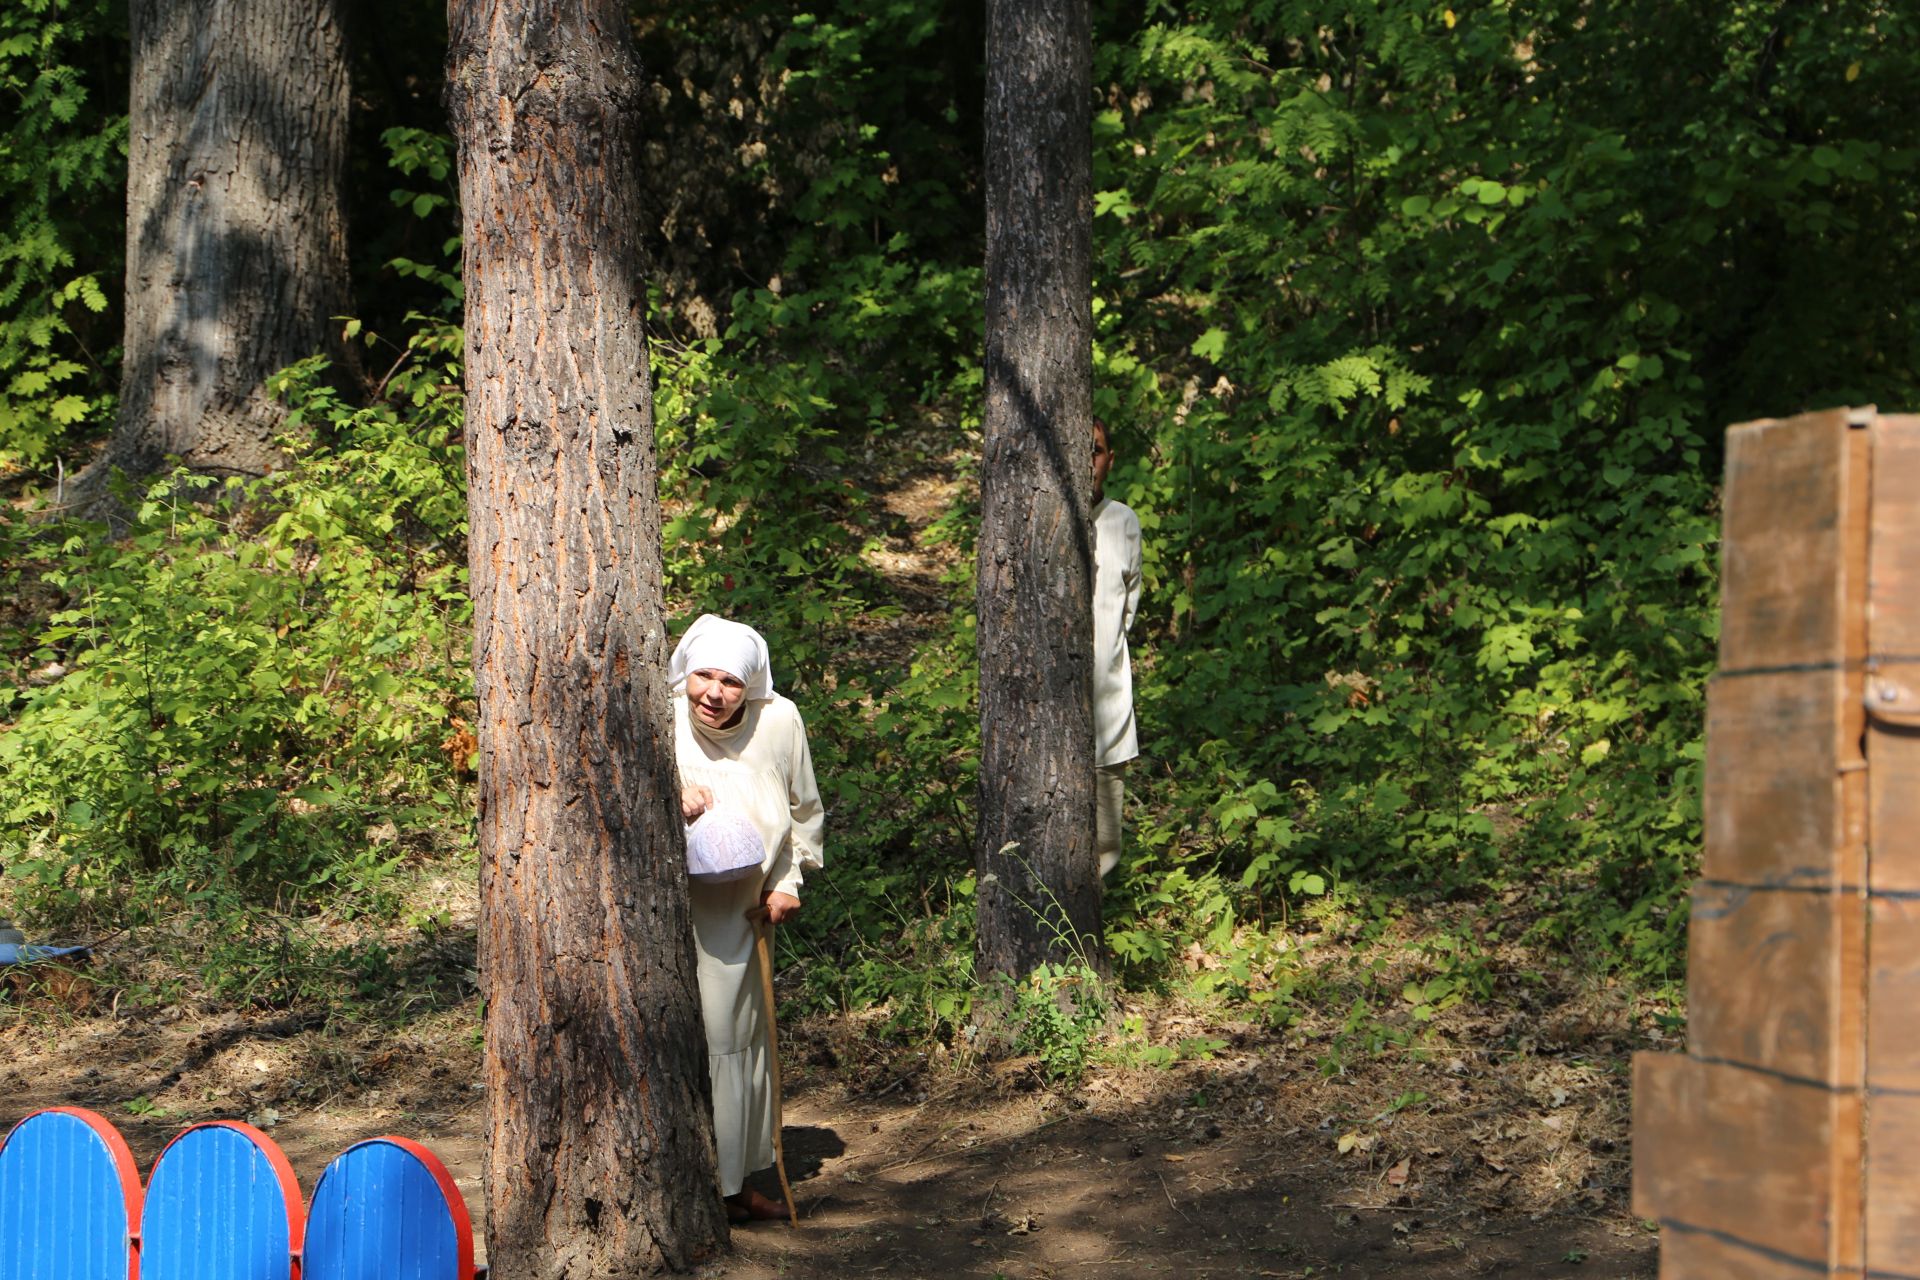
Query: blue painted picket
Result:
<box><xmin>0</xmin><ymin>944</ymin><xmax>90</xmax><ymax>966</ymax></box>
<box><xmin>303</xmin><ymin>1138</ymin><xmax>475</xmax><ymax>1280</ymax></box>
<box><xmin>0</xmin><ymin>1110</ymin><xmax>478</xmax><ymax>1280</ymax></box>
<box><xmin>141</xmin><ymin>1122</ymin><xmax>304</xmax><ymax>1280</ymax></box>
<box><xmin>0</xmin><ymin>1108</ymin><xmax>140</xmax><ymax>1280</ymax></box>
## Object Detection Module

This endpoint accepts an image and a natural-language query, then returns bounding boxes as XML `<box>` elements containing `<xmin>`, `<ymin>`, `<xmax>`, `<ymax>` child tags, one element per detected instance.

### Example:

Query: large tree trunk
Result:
<box><xmin>77</xmin><ymin>0</ymin><xmax>350</xmax><ymax>506</ymax></box>
<box><xmin>974</xmin><ymin>0</ymin><xmax>1102</xmax><ymax>980</ymax></box>
<box><xmin>447</xmin><ymin>3</ymin><xmax>728</xmax><ymax>1275</ymax></box>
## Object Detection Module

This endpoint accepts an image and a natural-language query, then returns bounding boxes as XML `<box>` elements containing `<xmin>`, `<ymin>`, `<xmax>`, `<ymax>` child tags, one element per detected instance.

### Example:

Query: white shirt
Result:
<box><xmin>675</xmin><ymin>694</ymin><xmax>824</xmax><ymax>901</ymax></box>
<box><xmin>1092</xmin><ymin>497</ymin><xmax>1143</xmax><ymax>766</ymax></box>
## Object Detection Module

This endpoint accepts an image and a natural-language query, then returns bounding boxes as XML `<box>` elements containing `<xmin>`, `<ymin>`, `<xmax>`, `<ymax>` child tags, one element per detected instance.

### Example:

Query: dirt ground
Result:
<box><xmin>0</xmin><ymin>970</ymin><xmax>1659</xmax><ymax>1279</ymax></box>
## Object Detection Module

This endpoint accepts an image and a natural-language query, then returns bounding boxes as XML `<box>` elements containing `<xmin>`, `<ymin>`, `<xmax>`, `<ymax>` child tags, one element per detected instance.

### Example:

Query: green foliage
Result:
<box><xmin>654</xmin><ymin>311</ymin><xmax>892</xmax><ymax>686</ymax></box>
<box><xmin>1107</xmin><ymin>1012</ymin><xmax>1227</xmax><ymax>1070</ymax></box>
<box><xmin>1087</xmin><ymin>0</ymin><xmax>1918</xmax><ymax>990</ymax></box>
<box><xmin>776</xmin><ymin>618</ymin><xmax>984</xmax><ymax>1038</ymax></box>
<box><xmin>790</xmin><ymin>868</ymin><xmax>978</xmax><ymax>1043</ymax></box>
<box><xmin>0</xmin><ymin>316</ymin><xmax>471</xmax><ymax>990</ymax></box>
<box><xmin>0</xmin><ymin>0</ymin><xmax>126</xmax><ymax>471</ymax></box>
<box><xmin>1006</xmin><ymin>961</ymin><xmax>1108</xmax><ymax>1084</ymax></box>
<box><xmin>377</xmin><ymin>128</ymin><xmax>463</xmax><ymax>316</ymax></box>
<box><xmin>631</xmin><ymin>0</ymin><xmax>983</xmax><ymax>327</ymax></box>
<box><xmin>652</xmin><ymin>227</ymin><xmax>981</xmax><ymax>690</ymax></box>
<box><xmin>0</xmin><ymin>133</ymin><xmax>479</xmax><ymax>1003</ymax></box>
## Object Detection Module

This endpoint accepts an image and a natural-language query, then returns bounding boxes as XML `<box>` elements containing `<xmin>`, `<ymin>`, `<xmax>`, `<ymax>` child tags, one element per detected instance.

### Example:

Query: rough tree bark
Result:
<box><xmin>447</xmin><ymin>2</ymin><xmax>728</xmax><ymax>1274</ymax></box>
<box><xmin>74</xmin><ymin>0</ymin><xmax>351</xmax><ymax>509</ymax></box>
<box><xmin>974</xmin><ymin>0</ymin><xmax>1102</xmax><ymax>980</ymax></box>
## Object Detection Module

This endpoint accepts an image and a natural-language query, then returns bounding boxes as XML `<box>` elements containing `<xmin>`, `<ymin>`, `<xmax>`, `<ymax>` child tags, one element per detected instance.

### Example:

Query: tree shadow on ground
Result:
<box><xmin>712</xmin><ymin>1045</ymin><xmax>1656</xmax><ymax>1280</ymax></box>
<box><xmin>778</xmin><ymin>1124</ymin><xmax>847</xmax><ymax>1184</ymax></box>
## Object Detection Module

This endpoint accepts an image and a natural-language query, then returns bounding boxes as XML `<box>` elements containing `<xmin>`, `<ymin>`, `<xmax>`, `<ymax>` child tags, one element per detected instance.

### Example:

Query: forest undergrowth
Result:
<box><xmin>0</xmin><ymin>391</ymin><xmax>1680</xmax><ymax>1230</ymax></box>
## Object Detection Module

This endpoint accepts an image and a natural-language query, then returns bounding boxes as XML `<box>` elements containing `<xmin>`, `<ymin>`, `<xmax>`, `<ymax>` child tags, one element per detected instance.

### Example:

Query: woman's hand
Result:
<box><xmin>759</xmin><ymin>890</ymin><xmax>801</xmax><ymax>925</ymax></box>
<box><xmin>680</xmin><ymin>784</ymin><xmax>714</xmax><ymax>821</ymax></box>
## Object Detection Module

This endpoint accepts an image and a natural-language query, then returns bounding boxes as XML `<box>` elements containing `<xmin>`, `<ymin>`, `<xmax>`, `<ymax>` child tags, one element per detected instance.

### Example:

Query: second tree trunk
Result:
<box><xmin>87</xmin><ymin>0</ymin><xmax>351</xmax><ymax>502</ymax></box>
<box><xmin>975</xmin><ymin>0</ymin><xmax>1102</xmax><ymax>980</ymax></box>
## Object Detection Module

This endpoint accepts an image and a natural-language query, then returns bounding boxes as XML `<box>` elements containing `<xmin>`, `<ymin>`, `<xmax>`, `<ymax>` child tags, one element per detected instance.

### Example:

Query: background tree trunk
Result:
<box><xmin>75</xmin><ymin>0</ymin><xmax>350</xmax><ymax>508</ymax></box>
<box><xmin>974</xmin><ymin>0</ymin><xmax>1102</xmax><ymax>980</ymax></box>
<box><xmin>448</xmin><ymin>2</ymin><xmax>728</xmax><ymax>1274</ymax></box>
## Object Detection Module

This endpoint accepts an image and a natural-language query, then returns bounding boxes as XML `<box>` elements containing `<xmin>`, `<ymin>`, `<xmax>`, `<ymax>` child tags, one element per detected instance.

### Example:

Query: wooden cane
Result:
<box><xmin>752</xmin><ymin>911</ymin><xmax>800</xmax><ymax>1226</ymax></box>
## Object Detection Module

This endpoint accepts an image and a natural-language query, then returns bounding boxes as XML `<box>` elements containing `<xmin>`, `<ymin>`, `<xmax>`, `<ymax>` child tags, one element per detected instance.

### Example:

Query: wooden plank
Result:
<box><xmin>1704</xmin><ymin>671</ymin><xmax>1845</xmax><ymax>887</ymax></box>
<box><xmin>1828</xmin><ymin>419</ymin><xmax>1870</xmax><ymax>1276</ymax></box>
<box><xmin>1862</xmin><ymin>415</ymin><xmax>1920</xmax><ymax>1280</ymax></box>
<box><xmin>1870</xmin><ymin>415</ymin><xmax>1920</xmax><ymax>655</ymax></box>
<box><xmin>1632</xmin><ymin>1053</ymin><xmax>1837</xmax><ymax>1267</ymax></box>
<box><xmin>1868</xmin><ymin>715</ymin><xmax>1920</xmax><ymax>895</ymax></box>
<box><xmin>1862</xmin><ymin>414</ymin><xmax>1920</xmax><ymax>1280</ymax></box>
<box><xmin>1658</xmin><ymin>1225</ymin><xmax>1850</xmax><ymax>1279</ymax></box>
<box><xmin>1637</xmin><ymin>409</ymin><xmax>1896</xmax><ymax>1279</ymax></box>
<box><xmin>1845</xmin><ymin>421</ymin><xmax>1871</xmax><ymax>673</ymax></box>
<box><xmin>1719</xmin><ymin>409</ymin><xmax>1856</xmax><ymax>673</ymax></box>
<box><xmin>1867</xmin><ymin>897</ymin><xmax>1920</xmax><ymax>1093</ymax></box>
<box><xmin>1687</xmin><ymin>885</ymin><xmax>1862</xmax><ymax>1084</ymax></box>
<box><xmin>1868</xmin><ymin>417</ymin><xmax>1920</xmax><ymax>897</ymax></box>
<box><xmin>1866</xmin><ymin>1092</ymin><xmax>1920</xmax><ymax>1275</ymax></box>
<box><xmin>1838</xmin><ymin>422</ymin><xmax>1871</xmax><ymax>893</ymax></box>
<box><xmin>1831</xmin><ymin>1077</ymin><xmax>1865</xmax><ymax>1273</ymax></box>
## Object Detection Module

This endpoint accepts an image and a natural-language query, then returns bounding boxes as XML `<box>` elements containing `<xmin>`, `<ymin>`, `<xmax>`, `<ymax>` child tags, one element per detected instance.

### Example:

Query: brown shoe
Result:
<box><xmin>725</xmin><ymin>1187</ymin><xmax>789</xmax><ymax>1223</ymax></box>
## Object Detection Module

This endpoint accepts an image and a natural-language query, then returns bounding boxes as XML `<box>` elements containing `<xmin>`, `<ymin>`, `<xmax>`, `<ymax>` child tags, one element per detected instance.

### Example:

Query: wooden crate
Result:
<box><xmin>1684</xmin><ymin>883</ymin><xmax>1859</xmax><ymax>1084</ymax></box>
<box><xmin>1633</xmin><ymin>1053</ymin><xmax>1845</xmax><ymax>1266</ymax></box>
<box><xmin>1631</xmin><ymin>408</ymin><xmax>1920</xmax><ymax>1277</ymax></box>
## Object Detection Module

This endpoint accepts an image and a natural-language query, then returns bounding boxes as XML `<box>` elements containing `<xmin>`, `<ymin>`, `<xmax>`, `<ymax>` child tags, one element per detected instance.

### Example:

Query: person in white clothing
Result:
<box><xmin>1091</xmin><ymin>419</ymin><xmax>1143</xmax><ymax>878</ymax></box>
<box><xmin>669</xmin><ymin>614</ymin><xmax>824</xmax><ymax>1224</ymax></box>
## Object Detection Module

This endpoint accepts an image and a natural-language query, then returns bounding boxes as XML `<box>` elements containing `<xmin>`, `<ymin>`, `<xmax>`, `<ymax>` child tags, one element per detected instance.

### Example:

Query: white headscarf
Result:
<box><xmin>667</xmin><ymin>614</ymin><xmax>775</xmax><ymax>702</ymax></box>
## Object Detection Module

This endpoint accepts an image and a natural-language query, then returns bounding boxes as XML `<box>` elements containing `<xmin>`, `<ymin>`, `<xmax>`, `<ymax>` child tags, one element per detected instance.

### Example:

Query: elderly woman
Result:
<box><xmin>669</xmin><ymin>614</ymin><xmax>824</xmax><ymax>1223</ymax></box>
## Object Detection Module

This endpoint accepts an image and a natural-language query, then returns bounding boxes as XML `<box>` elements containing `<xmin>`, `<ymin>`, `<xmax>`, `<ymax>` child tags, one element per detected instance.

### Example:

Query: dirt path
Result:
<box><xmin>721</xmin><ymin>1078</ymin><xmax>1652</xmax><ymax>1278</ymax></box>
<box><xmin>0</xmin><ymin>990</ymin><xmax>1655</xmax><ymax>1279</ymax></box>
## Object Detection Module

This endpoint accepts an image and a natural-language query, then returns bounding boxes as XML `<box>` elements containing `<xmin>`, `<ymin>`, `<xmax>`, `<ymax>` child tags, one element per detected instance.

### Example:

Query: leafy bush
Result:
<box><xmin>1086</xmin><ymin>0</ymin><xmax>1917</xmax><ymax>987</ymax></box>
<box><xmin>0</xmin><ymin>317</ymin><xmax>471</xmax><ymax>959</ymax></box>
<box><xmin>0</xmin><ymin>0</ymin><xmax>126</xmax><ymax>472</ymax></box>
<box><xmin>4</xmin><ymin>0</ymin><xmax>1915</xmax><ymax>1041</ymax></box>
<box><xmin>1006</xmin><ymin>961</ymin><xmax>1108</xmax><ymax>1084</ymax></box>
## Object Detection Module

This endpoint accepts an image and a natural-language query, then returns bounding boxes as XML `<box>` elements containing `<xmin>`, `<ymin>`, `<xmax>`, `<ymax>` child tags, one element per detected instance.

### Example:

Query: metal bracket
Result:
<box><xmin>1866</xmin><ymin>671</ymin><xmax>1920</xmax><ymax>725</ymax></box>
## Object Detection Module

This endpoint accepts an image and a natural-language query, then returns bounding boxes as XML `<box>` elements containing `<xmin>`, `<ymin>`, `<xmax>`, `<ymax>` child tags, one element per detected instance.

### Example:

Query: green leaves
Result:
<box><xmin>1189</xmin><ymin>327</ymin><xmax>1227</xmax><ymax>360</ymax></box>
<box><xmin>0</xmin><ymin>313</ymin><xmax>473</xmax><ymax>934</ymax></box>
<box><xmin>1094</xmin><ymin>188</ymin><xmax>1139</xmax><ymax>219</ymax></box>
<box><xmin>0</xmin><ymin>0</ymin><xmax>126</xmax><ymax>469</ymax></box>
<box><xmin>1078</xmin><ymin>0</ymin><xmax>1918</xmax><ymax>984</ymax></box>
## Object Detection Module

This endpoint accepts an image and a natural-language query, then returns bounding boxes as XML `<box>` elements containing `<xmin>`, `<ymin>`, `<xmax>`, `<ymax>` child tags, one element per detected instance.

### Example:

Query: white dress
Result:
<box><xmin>676</xmin><ymin>693</ymin><xmax>824</xmax><ymax>1196</ymax></box>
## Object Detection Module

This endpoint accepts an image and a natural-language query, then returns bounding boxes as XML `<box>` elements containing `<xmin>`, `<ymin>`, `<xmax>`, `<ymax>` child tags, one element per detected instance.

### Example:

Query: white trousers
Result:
<box><xmin>1096</xmin><ymin>762</ymin><xmax>1128</xmax><ymax>879</ymax></box>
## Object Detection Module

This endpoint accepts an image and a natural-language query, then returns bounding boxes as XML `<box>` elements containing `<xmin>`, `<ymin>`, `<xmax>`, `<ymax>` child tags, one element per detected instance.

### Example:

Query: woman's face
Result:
<box><xmin>687</xmin><ymin>668</ymin><xmax>748</xmax><ymax>728</ymax></box>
